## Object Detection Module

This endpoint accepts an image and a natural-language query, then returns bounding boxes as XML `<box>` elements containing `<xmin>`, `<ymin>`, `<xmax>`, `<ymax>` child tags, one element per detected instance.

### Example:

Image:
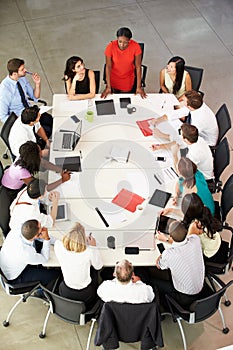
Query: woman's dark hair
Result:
<box><xmin>181</xmin><ymin>193</ymin><xmax>220</xmax><ymax>239</ymax></box>
<box><xmin>116</xmin><ymin>27</ymin><xmax>132</xmax><ymax>39</ymax></box>
<box><xmin>27</xmin><ymin>178</ymin><xmax>46</xmax><ymax>199</ymax></box>
<box><xmin>168</xmin><ymin>56</ymin><xmax>185</xmax><ymax>95</ymax></box>
<box><xmin>178</xmin><ymin>157</ymin><xmax>197</xmax><ymax>188</ymax></box>
<box><xmin>15</xmin><ymin>141</ymin><xmax>40</xmax><ymax>175</ymax></box>
<box><xmin>63</xmin><ymin>56</ymin><xmax>83</xmax><ymax>82</ymax></box>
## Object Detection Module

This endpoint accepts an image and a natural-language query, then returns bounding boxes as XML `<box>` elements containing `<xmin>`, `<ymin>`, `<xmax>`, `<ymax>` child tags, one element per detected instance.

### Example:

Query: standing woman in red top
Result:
<box><xmin>101</xmin><ymin>27</ymin><xmax>146</xmax><ymax>99</ymax></box>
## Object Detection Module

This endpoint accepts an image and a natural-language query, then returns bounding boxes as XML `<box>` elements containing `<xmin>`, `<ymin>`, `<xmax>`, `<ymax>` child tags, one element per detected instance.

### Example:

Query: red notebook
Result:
<box><xmin>112</xmin><ymin>189</ymin><xmax>145</xmax><ymax>212</ymax></box>
<box><xmin>136</xmin><ymin>118</ymin><xmax>153</xmax><ymax>136</ymax></box>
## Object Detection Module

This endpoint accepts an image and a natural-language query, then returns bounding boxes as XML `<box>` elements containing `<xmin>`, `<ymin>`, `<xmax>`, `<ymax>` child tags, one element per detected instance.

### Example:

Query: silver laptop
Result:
<box><xmin>53</xmin><ymin>115</ymin><xmax>82</xmax><ymax>151</ymax></box>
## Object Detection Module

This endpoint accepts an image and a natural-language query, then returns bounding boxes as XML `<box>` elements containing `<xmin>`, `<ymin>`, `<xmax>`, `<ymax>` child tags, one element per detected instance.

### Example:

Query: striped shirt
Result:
<box><xmin>158</xmin><ymin>235</ymin><xmax>205</xmax><ymax>295</ymax></box>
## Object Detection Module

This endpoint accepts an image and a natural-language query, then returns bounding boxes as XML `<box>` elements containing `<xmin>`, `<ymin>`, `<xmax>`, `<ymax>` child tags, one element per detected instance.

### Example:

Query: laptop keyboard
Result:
<box><xmin>62</xmin><ymin>133</ymin><xmax>72</xmax><ymax>149</ymax></box>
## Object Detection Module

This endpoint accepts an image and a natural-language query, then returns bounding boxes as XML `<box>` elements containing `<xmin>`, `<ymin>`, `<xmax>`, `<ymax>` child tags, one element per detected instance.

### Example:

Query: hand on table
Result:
<box><xmin>136</xmin><ymin>87</ymin><xmax>147</xmax><ymax>99</ymax></box>
<box><xmin>87</xmin><ymin>234</ymin><xmax>96</xmax><ymax>246</ymax></box>
<box><xmin>61</xmin><ymin>170</ymin><xmax>71</xmax><ymax>183</ymax></box>
<box><xmin>101</xmin><ymin>87</ymin><xmax>111</xmax><ymax>99</ymax></box>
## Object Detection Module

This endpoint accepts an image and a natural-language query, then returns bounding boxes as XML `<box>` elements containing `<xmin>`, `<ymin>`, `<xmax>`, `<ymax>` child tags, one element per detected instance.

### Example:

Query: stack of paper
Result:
<box><xmin>110</xmin><ymin>146</ymin><xmax>130</xmax><ymax>163</ymax></box>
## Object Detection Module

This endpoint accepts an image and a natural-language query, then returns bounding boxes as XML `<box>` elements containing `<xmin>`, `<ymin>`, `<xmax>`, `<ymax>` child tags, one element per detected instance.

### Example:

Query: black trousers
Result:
<box><xmin>40</xmin><ymin>112</ymin><xmax>53</xmax><ymax>138</ymax></box>
<box><xmin>153</xmin><ymin>277</ymin><xmax>201</xmax><ymax>309</ymax></box>
<box><xmin>9</xmin><ymin>265</ymin><xmax>61</xmax><ymax>289</ymax></box>
<box><xmin>58</xmin><ymin>268</ymin><xmax>98</xmax><ymax>309</ymax></box>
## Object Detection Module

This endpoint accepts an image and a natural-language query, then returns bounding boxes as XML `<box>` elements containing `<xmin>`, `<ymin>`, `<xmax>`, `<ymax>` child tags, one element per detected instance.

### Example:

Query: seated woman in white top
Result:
<box><xmin>159</xmin><ymin>56</ymin><xmax>192</xmax><ymax>99</ymax></box>
<box><xmin>54</xmin><ymin>222</ymin><xmax>103</xmax><ymax>308</ymax></box>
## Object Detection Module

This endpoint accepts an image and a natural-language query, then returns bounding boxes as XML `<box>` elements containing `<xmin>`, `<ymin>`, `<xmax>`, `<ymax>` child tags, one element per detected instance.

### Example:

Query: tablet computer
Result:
<box><xmin>149</xmin><ymin>189</ymin><xmax>171</xmax><ymax>208</ymax></box>
<box><xmin>120</xmin><ymin>97</ymin><xmax>131</xmax><ymax>108</ymax></box>
<box><xmin>155</xmin><ymin>215</ymin><xmax>176</xmax><ymax>234</ymax></box>
<box><xmin>95</xmin><ymin>99</ymin><xmax>116</xmax><ymax>115</ymax></box>
<box><xmin>55</xmin><ymin>156</ymin><xmax>81</xmax><ymax>172</ymax></box>
<box><xmin>48</xmin><ymin>203</ymin><xmax>68</xmax><ymax>221</ymax></box>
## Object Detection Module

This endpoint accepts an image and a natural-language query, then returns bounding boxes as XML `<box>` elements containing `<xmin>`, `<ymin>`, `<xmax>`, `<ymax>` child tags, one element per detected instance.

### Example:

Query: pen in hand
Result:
<box><xmin>25</xmin><ymin>71</ymin><xmax>33</xmax><ymax>75</ymax></box>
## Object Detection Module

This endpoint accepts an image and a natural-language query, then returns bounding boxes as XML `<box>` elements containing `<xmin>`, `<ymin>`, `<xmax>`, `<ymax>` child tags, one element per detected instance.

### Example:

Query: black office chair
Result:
<box><xmin>0</xmin><ymin>186</ymin><xmax>13</xmax><ymax>237</ymax></box>
<box><xmin>0</xmin><ymin>266</ymin><xmax>40</xmax><ymax>328</ymax></box>
<box><xmin>0</xmin><ymin>112</ymin><xmax>17</xmax><ymax>161</ymax></box>
<box><xmin>103</xmin><ymin>42</ymin><xmax>147</xmax><ymax>91</ymax></box>
<box><xmin>215</xmin><ymin>103</ymin><xmax>231</xmax><ymax>145</ymax></box>
<box><xmin>185</xmin><ymin>65</ymin><xmax>204</xmax><ymax>93</ymax></box>
<box><xmin>206</xmin><ymin>174</ymin><xmax>233</xmax><ymax>278</ymax></box>
<box><xmin>0</xmin><ymin>160</ymin><xmax>4</xmax><ymax>184</ymax></box>
<box><xmin>94</xmin><ymin>301</ymin><xmax>164</xmax><ymax>350</ymax></box>
<box><xmin>39</xmin><ymin>284</ymin><xmax>101</xmax><ymax>350</ymax></box>
<box><xmin>164</xmin><ymin>273</ymin><xmax>233</xmax><ymax>350</ymax></box>
<box><xmin>64</xmin><ymin>70</ymin><xmax>100</xmax><ymax>94</ymax></box>
<box><xmin>208</xmin><ymin>137</ymin><xmax>230</xmax><ymax>193</ymax></box>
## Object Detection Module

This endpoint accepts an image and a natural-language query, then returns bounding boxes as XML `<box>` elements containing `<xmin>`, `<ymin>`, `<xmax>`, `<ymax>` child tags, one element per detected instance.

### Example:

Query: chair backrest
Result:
<box><xmin>93</xmin><ymin>70</ymin><xmax>100</xmax><ymax>94</ymax></box>
<box><xmin>214</xmin><ymin>137</ymin><xmax>230</xmax><ymax>181</ymax></box>
<box><xmin>94</xmin><ymin>301</ymin><xmax>163</xmax><ymax>348</ymax></box>
<box><xmin>221</xmin><ymin>174</ymin><xmax>233</xmax><ymax>223</ymax></box>
<box><xmin>0</xmin><ymin>186</ymin><xmax>12</xmax><ymax>237</ymax></box>
<box><xmin>215</xmin><ymin>104</ymin><xmax>231</xmax><ymax>144</ymax></box>
<box><xmin>64</xmin><ymin>70</ymin><xmax>100</xmax><ymax>95</ymax></box>
<box><xmin>185</xmin><ymin>65</ymin><xmax>204</xmax><ymax>92</ymax></box>
<box><xmin>0</xmin><ymin>265</ymin><xmax>40</xmax><ymax>296</ymax></box>
<box><xmin>0</xmin><ymin>112</ymin><xmax>17</xmax><ymax>159</ymax></box>
<box><xmin>43</xmin><ymin>287</ymin><xmax>86</xmax><ymax>324</ymax></box>
<box><xmin>0</xmin><ymin>160</ymin><xmax>4</xmax><ymax>184</ymax></box>
<box><xmin>190</xmin><ymin>279</ymin><xmax>233</xmax><ymax>323</ymax></box>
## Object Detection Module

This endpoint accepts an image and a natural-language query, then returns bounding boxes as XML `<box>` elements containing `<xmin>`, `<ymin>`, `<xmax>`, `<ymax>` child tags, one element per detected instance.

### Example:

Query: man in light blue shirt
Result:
<box><xmin>0</xmin><ymin>58</ymin><xmax>52</xmax><ymax>137</ymax></box>
<box><xmin>0</xmin><ymin>219</ymin><xmax>60</xmax><ymax>286</ymax></box>
<box><xmin>0</xmin><ymin>58</ymin><xmax>40</xmax><ymax>122</ymax></box>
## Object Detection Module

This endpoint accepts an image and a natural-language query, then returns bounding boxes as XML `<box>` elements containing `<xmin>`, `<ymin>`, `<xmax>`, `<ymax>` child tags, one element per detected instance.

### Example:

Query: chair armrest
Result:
<box><xmin>141</xmin><ymin>64</ymin><xmax>147</xmax><ymax>87</ymax></box>
<box><xmin>165</xmin><ymin>294</ymin><xmax>191</xmax><ymax>322</ymax></box>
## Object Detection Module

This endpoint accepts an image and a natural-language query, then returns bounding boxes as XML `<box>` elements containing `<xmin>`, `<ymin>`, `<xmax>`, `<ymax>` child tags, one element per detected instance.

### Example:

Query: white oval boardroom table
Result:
<box><xmin>45</xmin><ymin>93</ymin><xmax>181</xmax><ymax>267</ymax></box>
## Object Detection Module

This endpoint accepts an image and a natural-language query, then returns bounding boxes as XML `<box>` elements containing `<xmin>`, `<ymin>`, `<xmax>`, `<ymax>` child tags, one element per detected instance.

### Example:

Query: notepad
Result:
<box><xmin>149</xmin><ymin>189</ymin><xmax>171</xmax><ymax>208</ymax></box>
<box><xmin>110</xmin><ymin>146</ymin><xmax>130</xmax><ymax>163</ymax></box>
<box><xmin>112</xmin><ymin>188</ymin><xmax>145</xmax><ymax>212</ymax></box>
<box><xmin>136</xmin><ymin>118</ymin><xmax>153</xmax><ymax>136</ymax></box>
<box><xmin>55</xmin><ymin>156</ymin><xmax>81</xmax><ymax>172</ymax></box>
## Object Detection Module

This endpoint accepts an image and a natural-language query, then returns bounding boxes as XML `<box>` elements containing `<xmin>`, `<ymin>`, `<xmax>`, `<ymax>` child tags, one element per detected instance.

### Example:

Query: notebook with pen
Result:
<box><xmin>112</xmin><ymin>188</ymin><xmax>145</xmax><ymax>212</ymax></box>
<box><xmin>95</xmin><ymin>99</ymin><xmax>116</xmax><ymax>115</ymax></box>
<box><xmin>149</xmin><ymin>189</ymin><xmax>171</xmax><ymax>208</ymax></box>
<box><xmin>55</xmin><ymin>156</ymin><xmax>82</xmax><ymax>172</ymax></box>
<box><xmin>136</xmin><ymin>118</ymin><xmax>153</xmax><ymax>136</ymax></box>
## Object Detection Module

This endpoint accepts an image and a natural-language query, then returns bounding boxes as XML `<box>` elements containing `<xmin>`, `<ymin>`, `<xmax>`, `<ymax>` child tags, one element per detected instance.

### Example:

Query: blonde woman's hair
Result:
<box><xmin>62</xmin><ymin>222</ymin><xmax>86</xmax><ymax>252</ymax></box>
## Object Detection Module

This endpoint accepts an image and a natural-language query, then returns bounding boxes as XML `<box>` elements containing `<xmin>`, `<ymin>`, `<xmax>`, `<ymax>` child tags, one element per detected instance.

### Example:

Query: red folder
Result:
<box><xmin>112</xmin><ymin>189</ymin><xmax>145</xmax><ymax>212</ymax></box>
<box><xmin>136</xmin><ymin>118</ymin><xmax>153</xmax><ymax>136</ymax></box>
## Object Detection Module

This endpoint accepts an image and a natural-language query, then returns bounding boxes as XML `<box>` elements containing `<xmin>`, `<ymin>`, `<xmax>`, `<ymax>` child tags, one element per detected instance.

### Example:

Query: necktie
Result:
<box><xmin>17</xmin><ymin>81</ymin><xmax>29</xmax><ymax>108</ymax></box>
<box><xmin>186</xmin><ymin>112</ymin><xmax>192</xmax><ymax>124</ymax></box>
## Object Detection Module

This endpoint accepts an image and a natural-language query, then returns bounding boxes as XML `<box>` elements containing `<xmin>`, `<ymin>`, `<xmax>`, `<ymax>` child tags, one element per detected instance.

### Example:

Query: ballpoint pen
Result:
<box><xmin>161</xmin><ymin>100</ymin><xmax>166</xmax><ymax>109</ymax></box>
<box><xmin>25</xmin><ymin>71</ymin><xmax>33</xmax><ymax>75</ymax></box>
<box><xmin>79</xmin><ymin>150</ymin><xmax>83</xmax><ymax>159</ymax></box>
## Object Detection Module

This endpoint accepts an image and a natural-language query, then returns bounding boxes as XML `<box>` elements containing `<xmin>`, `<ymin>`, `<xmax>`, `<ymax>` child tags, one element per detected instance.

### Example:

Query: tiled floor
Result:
<box><xmin>0</xmin><ymin>0</ymin><xmax>233</xmax><ymax>349</ymax></box>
